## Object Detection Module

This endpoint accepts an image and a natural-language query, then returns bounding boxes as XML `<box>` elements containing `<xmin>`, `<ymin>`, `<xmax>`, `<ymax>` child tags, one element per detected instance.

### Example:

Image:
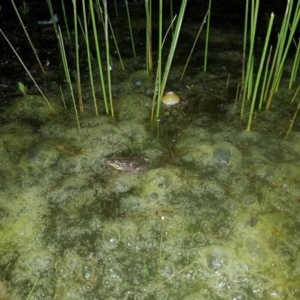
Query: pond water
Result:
<box><xmin>0</xmin><ymin>1</ymin><xmax>300</xmax><ymax>299</ymax></box>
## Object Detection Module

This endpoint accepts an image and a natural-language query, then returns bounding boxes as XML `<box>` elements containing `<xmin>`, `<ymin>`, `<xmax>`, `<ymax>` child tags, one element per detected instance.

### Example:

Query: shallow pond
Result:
<box><xmin>0</xmin><ymin>1</ymin><xmax>300</xmax><ymax>299</ymax></box>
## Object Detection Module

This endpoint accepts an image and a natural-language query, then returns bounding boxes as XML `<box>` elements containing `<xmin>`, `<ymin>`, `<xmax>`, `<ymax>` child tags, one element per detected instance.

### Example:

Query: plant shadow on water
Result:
<box><xmin>0</xmin><ymin>1</ymin><xmax>300</xmax><ymax>299</ymax></box>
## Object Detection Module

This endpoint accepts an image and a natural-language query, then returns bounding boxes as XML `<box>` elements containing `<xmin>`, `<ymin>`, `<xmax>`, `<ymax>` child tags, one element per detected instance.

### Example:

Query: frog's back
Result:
<box><xmin>106</xmin><ymin>155</ymin><xmax>149</xmax><ymax>172</ymax></box>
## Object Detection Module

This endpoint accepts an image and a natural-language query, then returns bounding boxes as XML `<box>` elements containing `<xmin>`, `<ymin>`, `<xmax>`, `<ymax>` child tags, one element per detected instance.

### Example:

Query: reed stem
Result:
<box><xmin>61</xmin><ymin>0</ymin><xmax>71</xmax><ymax>44</ymax></box>
<box><xmin>90</xmin><ymin>0</ymin><xmax>109</xmax><ymax>115</ymax></box>
<box><xmin>289</xmin><ymin>38</ymin><xmax>300</xmax><ymax>89</ymax></box>
<box><xmin>124</xmin><ymin>0</ymin><xmax>137</xmax><ymax>62</ymax></box>
<box><xmin>11</xmin><ymin>0</ymin><xmax>46</xmax><ymax>74</ymax></box>
<box><xmin>153</xmin><ymin>0</ymin><xmax>163</xmax><ymax>122</ymax></box>
<box><xmin>203</xmin><ymin>0</ymin><xmax>211</xmax><ymax>72</ymax></box>
<box><xmin>242</xmin><ymin>0</ymin><xmax>249</xmax><ymax>86</ymax></box>
<box><xmin>160</xmin><ymin>3</ymin><xmax>187</xmax><ymax>89</ymax></box>
<box><xmin>181</xmin><ymin>10</ymin><xmax>208</xmax><ymax>79</ymax></box>
<box><xmin>266</xmin><ymin>0</ymin><xmax>300</xmax><ymax>109</ymax></box>
<box><xmin>0</xmin><ymin>29</ymin><xmax>54</xmax><ymax>112</ymax></box>
<box><xmin>258</xmin><ymin>45</ymin><xmax>272</xmax><ymax>110</ymax></box>
<box><xmin>145</xmin><ymin>0</ymin><xmax>153</xmax><ymax>73</ymax></box>
<box><xmin>108</xmin><ymin>18</ymin><xmax>125</xmax><ymax>71</ymax></box>
<box><xmin>241</xmin><ymin>0</ymin><xmax>259</xmax><ymax>119</ymax></box>
<box><xmin>152</xmin><ymin>0</ymin><xmax>187</xmax><ymax>122</ymax></box>
<box><xmin>82</xmin><ymin>0</ymin><xmax>98</xmax><ymax>116</ymax></box>
<box><xmin>169</xmin><ymin>0</ymin><xmax>174</xmax><ymax>35</ymax></box>
<box><xmin>95</xmin><ymin>0</ymin><xmax>125</xmax><ymax>71</ymax></box>
<box><xmin>58</xmin><ymin>26</ymin><xmax>80</xmax><ymax>129</ymax></box>
<box><xmin>72</xmin><ymin>0</ymin><xmax>83</xmax><ymax>112</ymax></box>
<box><xmin>286</xmin><ymin>91</ymin><xmax>300</xmax><ymax>136</ymax></box>
<box><xmin>246</xmin><ymin>13</ymin><xmax>274</xmax><ymax>131</ymax></box>
<box><xmin>103</xmin><ymin>0</ymin><xmax>114</xmax><ymax>117</ymax></box>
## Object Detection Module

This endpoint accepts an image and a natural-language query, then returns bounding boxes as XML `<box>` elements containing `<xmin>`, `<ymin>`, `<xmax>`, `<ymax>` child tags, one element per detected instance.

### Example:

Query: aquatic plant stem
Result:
<box><xmin>61</xmin><ymin>0</ymin><xmax>71</xmax><ymax>44</ymax></box>
<box><xmin>124</xmin><ymin>0</ymin><xmax>137</xmax><ymax>62</ymax></box>
<box><xmin>0</xmin><ymin>29</ymin><xmax>54</xmax><ymax>112</ymax></box>
<box><xmin>103</xmin><ymin>0</ymin><xmax>114</xmax><ymax>117</ymax></box>
<box><xmin>145</xmin><ymin>0</ymin><xmax>153</xmax><ymax>73</ymax></box>
<box><xmin>246</xmin><ymin>13</ymin><xmax>274</xmax><ymax>131</ymax></box>
<box><xmin>152</xmin><ymin>0</ymin><xmax>187</xmax><ymax>122</ymax></box>
<box><xmin>181</xmin><ymin>9</ymin><xmax>208</xmax><ymax>79</ymax></box>
<box><xmin>286</xmin><ymin>91</ymin><xmax>300</xmax><ymax>136</ymax></box>
<box><xmin>108</xmin><ymin>18</ymin><xmax>125</xmax><ymax>71</ymax></box>
<box><xmin>266</xmin><ymin>0</ymin><xmax>300</xmax><ymax>109</ymax></box>
<box><xmin>158</xmin><ymin>0</ymin><xmax>187</xmax><ymax>103</ymax></box>
<box><xmin>203</xmin><ymin>0</ymin><xmax>211</xmax><ymax>72</ymax></box>
<box><xmin>46</xmin><ymin>0</ymin><xmax>59</xmax><ymax>39</ymax></box>
<box><xmin>151</xmin><ymin>0</ymin><xmax>163</xmax><ymax>123</ymax></box>
<box><xmin>242</xmin><ymin>0</ymin><xmax>249</xmax><ymax>86</ymax></box>
<box><xmin>59</xmin><ymin>85</ymin><xmax>66</xmax><ymax>109</ymax></box>
<box><xmin>82</xmin><ymin>0</ymin><xmax>99</xmax><ymax>116</ymax></box>
<box><xmin>90</xmin><ymin>0</ymin><xmax>109</xmax><ymax>115</ymax></box>
<box><xmin>72</xmin><ymin>0</ymin><xmax>83</xmax><ymax>113</ymax></box>
<box><xmin>258</xmin><ymin>45</ymin><xmax>272</xmax><ymax>110</ymax></box>
<box><xmin>291</xmin><ymin>82</ymin><xmax>300</xmax><ymax>104</ymax></box>
<box><xmin>95</xmin><ymin>0</ymin><xmax>125</xmax><ymax>71</ymax></box>
<box><xmin>240</xmin><ymin>0</ymin><xmax>249</xmax><ymax>119</ymax></box>
<box><xmin>11</xmin><ymin>0</ymin><xmax>46</xmax><ymax>74</ymax></box>
<box><xmin>289</xmin><ymin>38</ymin><xmax>300</xmax><ymax>89</ymax></box>
<box><xmin>169</xmin><ymin>0</ymin><xmax>174</xmax><ymax>35</ymax></box>
<box><xmin>57</xmin><ymin>26</ymin><xmax>80</xmax><ymax>129</ymax></box>
<box><xmin>241</xmin><ymin>0</ymin><xmax>259</xmax><ymax>118</ymax></box>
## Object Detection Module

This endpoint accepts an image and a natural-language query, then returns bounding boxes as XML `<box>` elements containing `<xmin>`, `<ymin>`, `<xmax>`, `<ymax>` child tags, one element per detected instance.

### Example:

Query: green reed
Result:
<box><xmin>125</xmin><ymin>0</ymin><xmax>137</xmax><ymax>62</ymax></box>
<box><xmin>286</xmin><ymin>84</ymin><xmax>300</xmax><ymax>136</ymax></box>
<box><xmin>151</xmin><ymin>0</ymin><xmax>163</xmax><ymax>122</ymax></box>
<box><xmin>82</xmin><ymin>0</ymin><xmax>98</xmax><ymax>116</ymax></box>
<box><xmin>265</xmin><ymin>0</ymin><xmax>300</xmax><ymax>109</ymax></box>
<box><xmin>203</xmin><ymin>0</ymin><xmax>211</xmax><ymax>72</ymax></box>
<box><xmin>11</xmin><ymin>0</ymin><xmax>46</xmax><ymax>74</ymax></box>
<box><xmin>181</xmin><ymin>9</ymin><xmax>209</xmax><ymax>79</ymax></box>
<box><xmin>289</xmin><ymin>38</ymin><xmax>300</xmax><ymax>89</ymax></box>
<box><xmin>94</xmin><ymin>0</ymin><xmax>125</xmax><ymax>71</ymax></box>
<box><xmin>241</xmin><ymin>0</ymin><xmax>249</xmax><ymax>86</ymax></box>
<box><xmin>61</xmin><ymin>0</ymin><xmax>71</xmax><ymax>44</ymax></box>
<box><xmin>151</xmin><ymin>0</ymin><xmax>187</xmax><ymax>122</ymax></box>
<box><xmin>58</xmin><ymin>25</ymin><xmax>80</xmax><ymax>129</ymax></box>
<box><xmin>145</xmin><ymin>0</ymin><xmax>153</xmax><ymax>73</ymax></box>
<box><xmin>246</xmin><ymin>12</ymin><xmax>274</xmax><ymax>131</ymax></box>
<box><xmin>241</xmin><ymin>0</ymin><xmax>259</xmax><ymax>119</ymax></box>
<box><xmin>241</xmin><ymin>0</ymin><xmax>300</xmax><ymax>130</ymax></box>
<box><xmin>109</xmin><ymin>19</ymin><xmax>125</xmax><ymax>71</ymax></box>
<box><xmin>48</xmin><ymin>0</ymin><xmax>118</xmax><ymax>118</ymax></box>
<box><xmin>258</xmin><ymin>45</ymin><xmax>272</xmax><ymax>110</ymax></box>
<box><xmin>0</xmin><ymin>29</ymin><xmax>54</xmax><ymax>112</ymax></box>
<box><xmin>72</xmin><ymin>0</ymin><xmax>83</xmax><ymax>113</ymax></box>
<box><xmin>286</xmin><ymin>80</ymin><xmax>300</xmax><ymax>136</ymax></box>
<box><xmin>47</xmin><ymin>0</ymin><xmax>81</xmax><ymax>124</ymax></box>
<box><xmin>102</xmin><ymin>0</ymin><xmax>114</xmax><ymax>117</ymax></box>
<box><xmin>90</xmin><ymin>0</ymin><xmax>109</xmax><ymax>115</ymax></box>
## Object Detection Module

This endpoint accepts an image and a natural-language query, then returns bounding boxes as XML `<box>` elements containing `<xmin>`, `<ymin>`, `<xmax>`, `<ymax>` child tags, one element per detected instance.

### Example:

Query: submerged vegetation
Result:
<box><xmin>240</xmin><ymin>0</ymin><xmax>300</xmax><ymax>132</ymax></box>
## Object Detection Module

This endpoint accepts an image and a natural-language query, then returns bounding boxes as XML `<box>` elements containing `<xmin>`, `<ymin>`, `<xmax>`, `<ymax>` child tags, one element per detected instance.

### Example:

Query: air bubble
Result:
<box><xmin>159</xmin><ymin>261</ymin><xmax>175</xmax><ymax>278</ymax></box>
<box><xmin>105</xmin><ymin>264</ymin><xmax>123</xmax><ymax>281</ymax></box>
<box><xmin>206</xmin><ymin>247</ymin><xmax>229</xmax><ymax>270</ymax></box>
<box><xmin>102</xmin><ymin>224</ymin><xmax>120</xmax><ymax>250</ymax></box>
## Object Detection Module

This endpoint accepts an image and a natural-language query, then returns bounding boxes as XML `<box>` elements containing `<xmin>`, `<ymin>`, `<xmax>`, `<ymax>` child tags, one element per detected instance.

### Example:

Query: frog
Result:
<box><xmin>106</xmin><ymin>155</ymin><xmax>149</xmax><ymax>173</ymax></box>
